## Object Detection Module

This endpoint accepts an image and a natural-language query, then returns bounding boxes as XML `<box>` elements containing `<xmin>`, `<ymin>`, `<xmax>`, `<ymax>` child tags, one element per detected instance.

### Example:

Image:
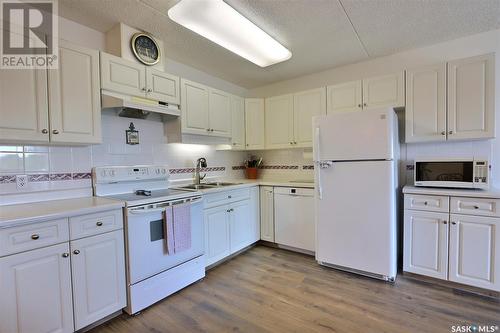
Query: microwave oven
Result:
<box><xmin>414</xmin><ymin>158</ymin><xmax>489</xmax><ymax>189</ymax></box>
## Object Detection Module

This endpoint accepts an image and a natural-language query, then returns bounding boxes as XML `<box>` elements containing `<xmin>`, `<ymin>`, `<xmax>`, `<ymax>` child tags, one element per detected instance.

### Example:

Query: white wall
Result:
<box><xmin>248</xmin><ymin>29</ymin><xmax>500</xmax><ymax>187</ymax></box>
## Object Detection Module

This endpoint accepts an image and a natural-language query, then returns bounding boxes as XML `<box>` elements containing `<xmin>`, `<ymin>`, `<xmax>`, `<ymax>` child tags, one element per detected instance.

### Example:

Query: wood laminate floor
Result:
<box><xmin>90</xmin><ymin>246</ymin><xmax>500</xmax><ymax>333</ymax></box>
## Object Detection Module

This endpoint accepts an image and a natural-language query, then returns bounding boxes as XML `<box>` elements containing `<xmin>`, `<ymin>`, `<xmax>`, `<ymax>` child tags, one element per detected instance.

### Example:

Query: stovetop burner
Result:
<box><xmin>135</xmin><ymin>190</ymin><xmax>152</xmax><ymax>197</ymax></box>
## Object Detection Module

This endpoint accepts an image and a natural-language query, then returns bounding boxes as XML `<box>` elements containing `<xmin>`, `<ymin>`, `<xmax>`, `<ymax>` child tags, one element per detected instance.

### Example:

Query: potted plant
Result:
<box><xmin>244</xmin><ymin>156</ymin><xmax>262</xmax><ymax>179</ymax></box>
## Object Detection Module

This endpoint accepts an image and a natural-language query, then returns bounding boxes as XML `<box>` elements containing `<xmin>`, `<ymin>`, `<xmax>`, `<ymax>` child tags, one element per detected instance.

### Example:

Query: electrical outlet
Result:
<box><xmin>16</xmin><ymin>175</ymin><xmax>28</xmax><ymax>189</ymax></box>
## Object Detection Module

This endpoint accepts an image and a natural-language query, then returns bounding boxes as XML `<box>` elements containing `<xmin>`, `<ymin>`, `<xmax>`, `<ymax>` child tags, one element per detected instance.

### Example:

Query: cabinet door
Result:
<box><xmin>48</xmin><ymin>41</ymin><xmax>101</xmax><ymax>144</ymax></box>
<box><xmin>204</xmin><ymin>205</ymin><xmax>231</xmax><ymax>266</ymax></box>
<box><xmin>405</xmin><ymin>64</ymin><xmax>447</xmax><ymax>143</ymax></box>
<box><xmin>231</xmin><ymin>95</ymin><xmax>246</xmax><ymax>149</ymax></box>
<box><xmin>265</xmin><ymin>94</ymin><xmax>294</xmax><ymax>149</ymax></box>
<box><xmin>245</xmin><ymin>98</ymin><xmax>265</xmax><ymax>149</ymax></box>
<box><xmin>71</xmin><ymin>230</ymin><xmax>126</xmax><ymax>330</ymax></box>
<box><xmin>326</xmin><ymin>80</ymin><xmax>362</xmax><ymax>114</ymax></box>
<box><xmin>260</xmin><ymin>186</ymin><xmax>275</xmax><ymax>242</ymax></box>
<box><xmin>0</xmin><ymin>243</ymin><xmax>73</xmax><ymax>333</ymax></box>
<box><xmin>403</xmin><ymin>210</ymin><xmax>449</xmax><ymax>280</ymax></box>
<box><xmin>447</xmin><ymin>54</ymin><xmax>495</xmax><ymax>140</ymax></box>
<box><xmin>362</xmin><ymin>72</ymin><xmax>405</xmax><ymax>110</ymax></box>
<box><xmin>293</xmin><ymin>87</ymin><xmax>326</xmax><ymax>147</ymax></box>
<box><xmin>229</xmin><ymin>199</ymin><xmax>253</xmax><ymax>253</ymax></box>
<box><xmin>100</xmin><ymin>52</ymin><xmax>146</xmax><ymax>97</ymax></box>
<box><xmin>208</xmin><ymin>88</ymin><xmax>231</xmax><ymax>137</ymax></box>
<box><xmin>449</xmin><ymin>214</ymin><xmax>499</xmax><ymax>291</ymax></box>
<box><xmin>181</xmin><ymin>79</ymin><xmax>210</xmax><ymax>135</ymax></box>
<box><xmin>0</xmin><ymin>32</ymin><xmax>49</xmax><ymax>143</ymax></box>
<box><xmin>145</xmin><ymin>68</ymin><xmax>180</xmax><ymax>104</ymax></box>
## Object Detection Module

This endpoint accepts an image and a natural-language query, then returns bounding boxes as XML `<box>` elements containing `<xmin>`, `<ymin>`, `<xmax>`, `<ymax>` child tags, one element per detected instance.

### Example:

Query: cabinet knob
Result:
<box><xmin>448</xmin><ymin>130</ymin><xmax>453</xmax><ymax>135</ymax></box>
<box><xmin>246</xmin><ymin>144</ymin><xmax>249</xmax><ymax>146</ymax></box>
<box><xmin>41</xmin><ymin>129</ymin><xmax>48</xmax><ymax>134</ymax></box>
<box><xmin>73</xmin><ymin>250</ymin><xmax>80</xmax><ymax>255</ymax></box>
<box><xmin>443</xmin><ymin>221</ymin><xmax>447</xmax><ymax>225</ymax></box>
<box><xmin>232</xmin><ymin>143</ymin><xmax>236</xmax><ymax>146</ymax></box>
<box><xmin>451</xmin><ymin>221</ymin><xmax>457</xmax><ymax>225</ymax></box>
<box><xmin>96</xmin><ymin>221</ymin><xmax>103</xmax><ymax>226</ymax></box>
<box><xmin>474</xmin><ymin>205</ymin><xmax>479</xmax><ymax>209</ymax></box>
<box><xmin>358</xmin><ymin>104</ymin><xmax>362</xmax><ymax>108</ymax></box>
<box><xmin>423</xmin><ymin>201</ymin><xmax>428</xmax><ymax>205</ymax></box>
<box><xmin>210</xmin><ymin>129</ymin><xmax>214</xmax><ymax>132</ymax></box>
<box><xmin>62</xmin><ymin>253</ymin><xmax>69</xmax><ymax>258</ymax></box>
<box><xmin>441</xmin><ymin>131</ymin><xmax>446</xmax><ymax>136</ymax></box>
<box><xmin>293</xmin><ymin>141</ymin><xmax>297</xmax><ymax>145</ymax></box>
<box><xmin>227</xmin><ymin>209</ymin><xmax>231</xmax><ymax>213</ymax></box>
<box><xmin>52</xmin><ymin>129</ymin><xmax>59</xmax><ymax>134</ymax></box>
<box><xmin>363</xmin><ymin>103</ymin><xmax>367</xmax><ymax>107</ymax></box>
<box><xmin>31</xmin><ymin>234</ymin><xmax>40</xmax><ymax>240</ymax></box>
<box><xmin>147</xmin><ymin>88</ymin><xmax>152</xmax><ymax>93</ymax></box>
<box><xmin>228</xmin><ymin>195</ymin><xmax>232</xmax><ymax>199</ymax></box>
<box><xmin>206</xmin><ymin>128</ymin><xmax>210</xmax><ymax>132</ymax></box>
<box><xmin>141</xmin><ymin>87</ymin><xmax>146</xmax><ymax>92</ymax></box>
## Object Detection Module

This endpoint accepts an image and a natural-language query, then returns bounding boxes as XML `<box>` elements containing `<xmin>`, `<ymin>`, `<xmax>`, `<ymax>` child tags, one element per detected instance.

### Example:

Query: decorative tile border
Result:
<box><xmin>232</xmin><ymin>166</ymin><xmax>246</xmax><ymax>170</ymax></box>
<box><xmin>169</xmin><ymin>166</ymin><xmax>226</xmax><ymax>174</ymax></box>
<box><xmin>406</xmin><ymin>164</ymin><xmax>415</xmax><ymax>171</ymax></box>
<box><xmin>303</xmin><ymin>165</ymin><xmax>314</xmax><ymax>170</ymax></box>
<box><xmin>0</xmin><ymin>172</ymin><xmax>91</xmax><ymax>183</ymax></box>
<box><xmin>232</xmin><ymin>165</ymin><xmax>300</xmax><ymax>170</ymax></box>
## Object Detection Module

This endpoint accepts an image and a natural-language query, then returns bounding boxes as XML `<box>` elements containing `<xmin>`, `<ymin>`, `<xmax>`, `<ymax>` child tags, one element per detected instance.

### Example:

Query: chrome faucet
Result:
<box><xmin>194</xmin><ymin>157</ymin><xmax>207</xmax><ymax>184</ymax></box>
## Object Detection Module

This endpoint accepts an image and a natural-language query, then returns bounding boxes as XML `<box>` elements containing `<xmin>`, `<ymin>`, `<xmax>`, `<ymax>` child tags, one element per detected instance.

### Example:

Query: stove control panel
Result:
<box><xmin>93</xmin><ymin>165</ymin><xmax>169</xmax><ymax>183</ymax></box>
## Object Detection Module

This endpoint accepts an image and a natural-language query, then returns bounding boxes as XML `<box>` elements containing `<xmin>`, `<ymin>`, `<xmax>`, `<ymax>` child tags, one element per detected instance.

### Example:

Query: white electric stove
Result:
<box><xmin>93</xmin><ymin>165</ymin><xmax>205</xmax><ymax>315</ymax></box>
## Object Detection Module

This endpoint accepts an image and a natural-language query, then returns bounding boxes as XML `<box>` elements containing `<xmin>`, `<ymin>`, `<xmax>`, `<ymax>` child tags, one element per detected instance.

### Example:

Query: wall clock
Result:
<box><xmin>131</xmin><ymin>32</ymin><xmax>161</xmax><ymax>66</ymax></box>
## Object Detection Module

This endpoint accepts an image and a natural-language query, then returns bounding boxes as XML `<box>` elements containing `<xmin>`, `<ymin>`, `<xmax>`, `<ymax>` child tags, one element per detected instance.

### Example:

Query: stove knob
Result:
<box><xmin>156</xmin><ymin>168</ymin><xmax>160</xmax><ymax>174</ymax></box>
<box><xmin>110</xmin><ymin>170</ymin><xmax>115</xmax><ymax>177</ymax></box>
<box><xmin>100</xmin><ymin>170</ymin><xmax>106</xmax><ymax>177</ymax></box>
<box><xmin>161</xmin><ymin>169</ymin><xmax>166</xmax><ymax>174</ymax></box>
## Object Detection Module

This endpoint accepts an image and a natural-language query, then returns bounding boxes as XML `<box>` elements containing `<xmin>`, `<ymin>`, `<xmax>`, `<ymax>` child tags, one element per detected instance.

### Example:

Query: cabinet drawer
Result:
<box><xmin>451</xmin><ymin>197</ymin><xmax>500</xmax><ymax>217</ymax></box>
<box><xmin>0</xmin><ymin>219</ymin><xmax>69</xmax><ymax>257</ymax></box>
<box><xmin>204</xmin><ymin>188</ymin><xmax>251</xmax><ymax>208</ymax></box>
<box><xmin>69</xmin><ymin>209</ymin><xmax>123</xmax><ymax>240</ymax></box>
<box><xmin>404</xmin><ymin>194</ymin><xmax>449</xmax><ymax>212</ymax></box>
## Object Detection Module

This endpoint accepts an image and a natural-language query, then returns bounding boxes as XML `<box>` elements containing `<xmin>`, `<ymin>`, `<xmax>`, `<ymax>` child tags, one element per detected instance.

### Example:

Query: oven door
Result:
<box><xmin>126</xmin><ymin>198</ymin><xmax>204</xmax><ymax>284</ymax></box>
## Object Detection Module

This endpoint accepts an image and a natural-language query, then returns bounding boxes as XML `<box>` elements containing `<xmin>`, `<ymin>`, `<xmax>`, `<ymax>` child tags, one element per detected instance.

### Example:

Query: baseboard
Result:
<box><xmin>77</xmin><ymin>310</ymin><xmax>123</xmax><ymax>333</ymax></box>
<box><xmin>258</xmin><ymin>240</ymin><xmax>315</xmax><ymax>256</ymax></box>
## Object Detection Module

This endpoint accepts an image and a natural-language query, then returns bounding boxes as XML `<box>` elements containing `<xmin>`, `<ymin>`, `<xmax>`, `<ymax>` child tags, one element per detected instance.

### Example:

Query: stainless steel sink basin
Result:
<box><xmin>178</xmin><ymin>184</ymin><xmax>217</xmax><ymax>190</ymax></box>
<box><xmin>204</xmin><ymin>182</ymin><xmax>242</xmax><ymax>187</ymax></box>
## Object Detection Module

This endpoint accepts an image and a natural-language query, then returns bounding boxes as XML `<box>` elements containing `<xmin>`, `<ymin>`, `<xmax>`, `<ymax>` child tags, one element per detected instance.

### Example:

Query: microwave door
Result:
<box><xmin>415</xmin><ymin>161</ymin><xmax>474</xmax><ymax>188</ymax></box>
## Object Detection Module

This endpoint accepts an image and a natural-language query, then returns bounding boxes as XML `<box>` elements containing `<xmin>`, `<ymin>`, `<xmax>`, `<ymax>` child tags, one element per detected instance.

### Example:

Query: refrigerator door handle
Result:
<box><xmin>314</xmin><ymin>127</ymin><xmax>323</xmax><ymax>199</ymax></box>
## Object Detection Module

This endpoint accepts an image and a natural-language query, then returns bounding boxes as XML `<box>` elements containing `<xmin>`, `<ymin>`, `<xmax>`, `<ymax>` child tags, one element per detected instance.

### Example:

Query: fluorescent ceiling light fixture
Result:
<box><xmin>168</xmin><ymin>0</ymin><xmax>292</xmax><ymax>67</ymax></box>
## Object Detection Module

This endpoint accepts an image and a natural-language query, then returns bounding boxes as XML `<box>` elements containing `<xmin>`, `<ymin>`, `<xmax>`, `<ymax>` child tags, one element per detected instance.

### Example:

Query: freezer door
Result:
<box><xmin>313</xmin><ymin>108</ymin><xmax>396</xmax><ymax>161</ymax></box>
<box><xmin>315</xmin><ymin>160</ymin><xmax>397</xmax><ymax>278</ymax></box>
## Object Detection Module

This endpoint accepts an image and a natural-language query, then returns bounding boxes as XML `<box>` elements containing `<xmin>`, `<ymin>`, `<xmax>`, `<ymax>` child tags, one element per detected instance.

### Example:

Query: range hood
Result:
<box><xmin>101</xmin><ymin>90</ymin><xmax>180</xmax><ymax>119</ymax></box>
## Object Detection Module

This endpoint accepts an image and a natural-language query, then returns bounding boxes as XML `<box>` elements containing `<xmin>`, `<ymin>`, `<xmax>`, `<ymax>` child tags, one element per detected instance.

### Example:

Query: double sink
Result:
<box><xmin>177</xmin><ymin>182</ymin><xmax>242</xmax><ymax>190</ymax></box>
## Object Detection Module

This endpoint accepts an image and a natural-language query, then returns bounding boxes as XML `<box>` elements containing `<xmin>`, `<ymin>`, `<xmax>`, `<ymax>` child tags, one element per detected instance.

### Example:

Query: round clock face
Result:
<box><xmin>131</xmin><ymin>33</ymin><xmax>160</xmax><ymax>66</ymax></box>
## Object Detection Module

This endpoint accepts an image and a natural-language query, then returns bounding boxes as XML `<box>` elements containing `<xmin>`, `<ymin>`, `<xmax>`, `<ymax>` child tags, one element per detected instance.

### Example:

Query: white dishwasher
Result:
<box><xmin>274</xmin><ymin>187</ymin><xmax>315</xmax><ymax>252</ymax></box>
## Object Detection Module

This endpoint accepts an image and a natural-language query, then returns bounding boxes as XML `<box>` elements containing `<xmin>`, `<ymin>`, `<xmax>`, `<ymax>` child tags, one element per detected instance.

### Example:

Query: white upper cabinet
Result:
<box><xmin>265</xmin><ymin>94</ymin><xmax>294</xmax><ymax>149</ymax></box>
<box><xmin>293</xmin><ymin>87</ymin><xmax>327</xmax><ymax>146</ymax></box>
<box><xmin>327</xmin><ymin>80</ymin><xmax>362</xmax><ymax>114</ymax></box>
<box><xmin>362</xmin><ymin>72</ymin><xmax>405</xmax><ymax>110</ymax></box>
<box><xmin>326</xmin><ymin>72</ymin><xmax>404</xmax><ymax>115</ymax></box>
<box><xmin>245</xmin><ymin>98</ymin><xmax>265</xmax><ymax>149</ymax></box>
<box><xmin>405</xmin><ymin>64</ymin><xmax>447</xmax><ymax>143</ymax></box>
<box><xmin>100</xmin><ymin>52</ymin><xmax>179</xmax><ymax>104</ymax></box>
<box><xmin>180</xmin><ymin>79</ymin><xmax>232</xmax><ymax>137</ymax></box>
<box><xmin>181</xmin><ymin>79</ymin><xmax>209</xmax><ymax>135</ymax></box>
<box><xmin>0</xmin><ymin>243</ymin><xmax>74</xmax><ymax>333</ymax></box>
<box><xmin>100</xmin><ymin>52</ymin><xmax>146</xmax><ymax>97</ymax></box>
<box><xmin>447</xmin><ymin>53</ymin><xmax>495</xmax><ymax>141</ymax></box>
<box><xmin>0</xmin><ymin>29</ymin><xmax>49</xmax><ymax>144</ymax></box>
<box><xmin>208</xmin><ymin>88</ymin><xmax>231</xmax><ymax>137</ymax></box>
<box><xmin>49</xmin><ymin>40</ymin><xmax>101</xmax><ymax>144</ymax></box>
<box><xmin>145</xmin><ymin>68</ymin><xmax>180</xmax><ymax>104</ymax></box>
<box><xmin>231</xmin><ymin>95</ymin><xmax>246</xmax><ymax>149</ymax></box>
<box><xmin>449</xmin><ymin>214</ymin><xmax>499</xmax><ymax>291</ymax></box>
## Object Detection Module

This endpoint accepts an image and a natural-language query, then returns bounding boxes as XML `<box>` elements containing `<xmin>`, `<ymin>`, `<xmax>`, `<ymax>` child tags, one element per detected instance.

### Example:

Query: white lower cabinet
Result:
<box><xmin>0</xmin><ymin>243</ymin><xmax>74</xmax><ymax>333</ymax></box>
<box><xmin>448</xmin><ymin>214</ymin><xmax>500</xmax><ymax>291</ymax></box>
<box><xmin>404</xmin><ymin>193</ymin><xmax>500</xmax><ymax>291</ymax></box>
<box><xmin>204</xmin><ymin>187</ymin><xmax>259</xmax><ymax>267</ymax></box>
<box><xmin>403</xmin><ymin>210</ymin><xmax>449</xmax><ymax>280</ymax></box>
<box><xmin>71</xmin><ymin>230</ymin><xmax>126</xmax><ymax>330</ymax></box>
<box><xmin>0</xmin><ymin>209</ymin><xmax>126</xmax><ymax>333</ymax></box>
<box><xmin>260</xmin><ymin>186</ymin><xmax>275</xmax><ymax>242</ymax></box>
<box><xmin>204</xmin><ymin>205</ymin><xmax>231</xmax><ymax>266</ymax></box>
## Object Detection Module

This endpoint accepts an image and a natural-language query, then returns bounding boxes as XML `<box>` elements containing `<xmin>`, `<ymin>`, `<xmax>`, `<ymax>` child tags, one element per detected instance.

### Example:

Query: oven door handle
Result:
<box><xmin>128</xmin><ymin>207</ymin><xmax>167</xmax><ymax>214</ymax></box>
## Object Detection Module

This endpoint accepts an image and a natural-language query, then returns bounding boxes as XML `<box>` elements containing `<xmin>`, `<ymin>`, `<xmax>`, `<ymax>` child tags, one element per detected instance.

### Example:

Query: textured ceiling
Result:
<box><xmin>59</xmin><ymin>0</ymin><xmax>500</xmax><ymax>89</ymax></box>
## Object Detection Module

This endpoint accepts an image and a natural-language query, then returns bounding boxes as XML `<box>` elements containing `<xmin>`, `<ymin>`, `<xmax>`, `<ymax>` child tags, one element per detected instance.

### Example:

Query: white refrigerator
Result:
<box><xmin>313</xmin><ymin>108</ymin><xmax>399</xmax><ymax>281</ymax></box>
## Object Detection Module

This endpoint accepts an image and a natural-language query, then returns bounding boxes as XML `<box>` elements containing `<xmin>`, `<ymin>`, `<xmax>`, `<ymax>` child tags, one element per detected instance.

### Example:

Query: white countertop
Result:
<box><xmin>171</xmin><ymin>179</ymin><xmax>314</xmax><ymax>194</ymax></box>
<box><xmin>403</xmin><ymin>185</ymin><xmax>500</xmax><ymax>199</ymax></box>
<box><xmin>0</xmin><ymin>197</ymin><xmax>125</xmax><ymax>229</ymax></box>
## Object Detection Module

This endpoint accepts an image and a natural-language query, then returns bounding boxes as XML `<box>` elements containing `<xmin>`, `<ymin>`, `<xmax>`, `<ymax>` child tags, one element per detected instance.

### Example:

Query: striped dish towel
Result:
<box><xmin>163</xmin><ymin>206</ymin><xmax>175</xmax><ymax>255</ymax></box>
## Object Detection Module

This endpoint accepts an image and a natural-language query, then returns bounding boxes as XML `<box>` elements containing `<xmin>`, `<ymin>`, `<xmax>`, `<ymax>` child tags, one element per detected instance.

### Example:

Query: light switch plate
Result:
<box><xmin>16</xmin><ymin>175</ymin><xmax>28</xmax><ymax>189</ymax></box>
